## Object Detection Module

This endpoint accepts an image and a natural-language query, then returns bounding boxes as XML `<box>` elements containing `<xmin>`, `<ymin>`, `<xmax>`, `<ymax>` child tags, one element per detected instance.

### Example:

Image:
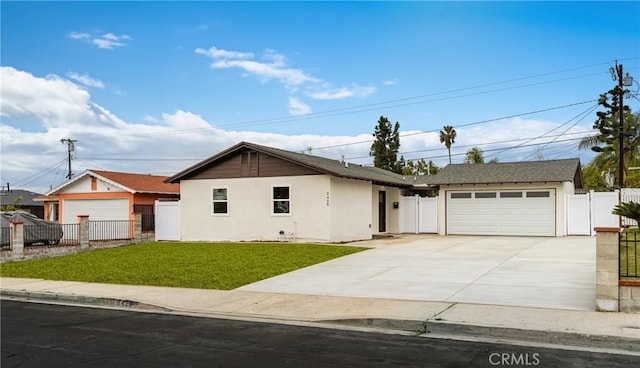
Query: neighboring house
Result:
<box><xmin>0</xmin><ymin>187</ymin><xmax>45</xmax><ymax>218</ymax></box>
<box><xmin>415</xmin><ymin>159</ymin><xmax>583</xmax><ymax>237</ymax></box>
<box><xmin>39</xmin><ymin>170</ymin><xmax>180</xmax><ymax>230</ymax></box>
<box><xmin>167</xmin><ymin>142</ymin><xmax>414</xmax><ymax>243</ymax></box>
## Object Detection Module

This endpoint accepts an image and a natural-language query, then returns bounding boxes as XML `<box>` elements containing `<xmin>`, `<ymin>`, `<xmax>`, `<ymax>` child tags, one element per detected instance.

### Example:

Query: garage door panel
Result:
<box><xmin>63</xmin><ymin>199</ymin><xmax>129</xmax><ymax>223</ymax></box>
<box><xmin>447</xmin><ymin>190</ymin><xmax>555</xmax><ymax>237</ymax></box>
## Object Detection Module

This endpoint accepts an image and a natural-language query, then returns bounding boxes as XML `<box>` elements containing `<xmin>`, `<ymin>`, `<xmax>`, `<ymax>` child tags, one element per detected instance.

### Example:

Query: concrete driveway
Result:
<box><xmin>238</xmin><ymin>235</ymin><xmax>596</xmax><ymax>311</ymax></box>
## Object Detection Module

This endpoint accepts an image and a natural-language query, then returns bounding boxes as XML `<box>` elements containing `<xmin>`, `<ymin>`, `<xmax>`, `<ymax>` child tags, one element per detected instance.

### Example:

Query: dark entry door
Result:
<box><xmin>378</xmin><ymin>191</ymin><xmax>386</xmax><ymax>232</ymax></box>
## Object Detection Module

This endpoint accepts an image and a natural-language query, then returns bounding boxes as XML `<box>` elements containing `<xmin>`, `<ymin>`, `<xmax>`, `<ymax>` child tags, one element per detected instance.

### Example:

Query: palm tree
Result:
<box><xmin>464</xmin><ymin>147</ymin><xmax>484</xmax><ymax>164</ymax></box>
<box><xmin>439</xmin><ymin>125</ymin><xmax>457</xmax><ymax>164</ymax></box>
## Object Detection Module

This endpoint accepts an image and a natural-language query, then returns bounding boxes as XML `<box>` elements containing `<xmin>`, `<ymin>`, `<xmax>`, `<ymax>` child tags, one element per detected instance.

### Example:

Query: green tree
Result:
<box><xmin>579</xmin><ymin>86</ymin><xmax>639</xmax><ymax>187</ymax></box>
<box><xmin>439</xmin><ymin>125</ymin><xmax>457</xmax><ymax>165</ymax></box>
<box><xmin>581</xmin><ymin>162</ymin><xmax>611</xmax><ymax>192</ymax></box>
<box><xmin>464</xmin><ymin>147</ymin><xmax>484</xmax><ymax>164</ymax></box>
<box><xmin>370</xmin><ymin>116</ymin><xmax>402</xmax><ymax>173</ymax></box>
<box><xmin>0</xmin><ymin>195</ymin><xmax>23</xmax><ymax>211</ymax></box>
<box><xmin>402</xmin><ymin>159</ymin><xmax>440</xmax><ymax>176</ymax></box>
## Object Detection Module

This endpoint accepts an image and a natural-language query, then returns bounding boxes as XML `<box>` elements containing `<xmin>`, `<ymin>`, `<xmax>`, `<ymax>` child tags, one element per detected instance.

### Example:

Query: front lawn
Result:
<box><xmin>0</xmin><ymin>242</ymin><xmax>368</xmax><ymax>289</ymax></box>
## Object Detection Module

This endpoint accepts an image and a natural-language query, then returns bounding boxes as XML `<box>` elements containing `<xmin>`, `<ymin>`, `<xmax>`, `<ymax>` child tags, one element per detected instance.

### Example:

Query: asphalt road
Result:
<box><xmin>1</xmin><ymin>300</ymin><xmax>638</xmax><ymax>368</ymax></box>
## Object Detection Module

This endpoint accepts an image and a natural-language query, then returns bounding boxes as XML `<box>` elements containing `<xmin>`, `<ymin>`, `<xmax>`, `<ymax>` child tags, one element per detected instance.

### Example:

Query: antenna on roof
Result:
<box><xmin>306</xmin><ymin>147</ymin><xmax>312</xmax><ymax>155</ymax></box>
<box><xmin>340</xmin><ymin>154</ymin><xmax>345</xmax><ymax>163</ymax></box>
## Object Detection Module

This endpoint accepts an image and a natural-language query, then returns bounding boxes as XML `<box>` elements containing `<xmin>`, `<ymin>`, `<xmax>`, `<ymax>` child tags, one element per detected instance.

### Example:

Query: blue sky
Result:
<box><xmin>1</xmin><ymin>1</ymin><xmax>639</xmax><ymax>193</ymax></box>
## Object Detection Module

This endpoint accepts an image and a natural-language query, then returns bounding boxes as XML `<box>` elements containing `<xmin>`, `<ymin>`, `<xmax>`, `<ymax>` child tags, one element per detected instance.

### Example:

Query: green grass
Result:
<box><xmin>0</xmin><ymin>242</ymin><xmax>368</xmax><ymax>289</ymax></box>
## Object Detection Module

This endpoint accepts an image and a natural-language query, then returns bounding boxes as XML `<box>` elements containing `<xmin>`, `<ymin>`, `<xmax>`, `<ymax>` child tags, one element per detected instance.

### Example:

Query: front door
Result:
<box><xmin>378</xmin><ymin>191</ymin><xmax>386</xmax><ymax>232</ymax></box>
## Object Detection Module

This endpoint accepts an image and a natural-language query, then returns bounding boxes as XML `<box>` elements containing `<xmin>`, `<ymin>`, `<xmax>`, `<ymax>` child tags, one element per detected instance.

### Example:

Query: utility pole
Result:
<box><xmin>614</xmin><ymin>63</ymin><xmax>635</xmax><ymax>189</ymax></box>
<box><xmin>617</xmin><ymin>63</ymin><xmax>625</xmax><ymax>189</ymax></box>
<box><xmin>60</xmin><ymin>138</ymin><xmax>77</xmax><ymax>179</ymax></box>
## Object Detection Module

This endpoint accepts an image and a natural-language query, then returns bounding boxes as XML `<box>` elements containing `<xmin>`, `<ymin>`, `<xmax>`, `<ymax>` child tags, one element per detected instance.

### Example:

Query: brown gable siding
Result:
<box><xmin>185</xmin><ymin>151</ymin><xmax>320</xmax><ymax>180</ymax></box>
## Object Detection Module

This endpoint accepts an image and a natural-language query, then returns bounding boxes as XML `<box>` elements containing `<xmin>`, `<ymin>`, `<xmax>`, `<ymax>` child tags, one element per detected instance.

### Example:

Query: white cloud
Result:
<box><xmin>309</xmin><ymin>85</ymin><xmax>376</xmax><ymax>100</ymax></box>
<box><xmin>195</xmin><ymin>46</ymin><xmax>253</xmax><ymax>60</ymax></box>
<box><xmin>66</xmin><ymin>72</ymin><xmax>105</xmax><ymax>89</ymax></box>
<box><xmin>288</xmin><ymin>97</ymin><xmax>312</xmax><ymax>116</ymax></box>
<box><xmin>383</xmin><ymin>79</ymin><xmax>398</xmax><ymax>86</ymax></box>
<box><xmin>69</xmin><ymin>31</ymin><xmax>131</xmax><ymax>49</ymax></box>
<box><xmin>195</xmin><ymin>45</ymin><xmax>380</xmax><ymax>111</ymax></box>
<box><xmin>69</xmin><ymin>32</ymin><xmax>90</xmax><ymax>40</ymax></box>
<box><xmin>0</xmin><ymin>66</ymin><xmax>591</xmax><ymax>193</ymax></box>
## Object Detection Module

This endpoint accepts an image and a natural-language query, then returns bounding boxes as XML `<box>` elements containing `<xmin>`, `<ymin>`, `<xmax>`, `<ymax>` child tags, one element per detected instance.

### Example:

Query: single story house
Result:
<box><xmin>167</xmin><ymin>142</ymin><xmax>583</xmax><ymax>242</ymax></box>
<box><xmin>415</xmin><ymin>158</ymin><xmax>583</xmax><ymax>237</ymax></box>
<box><xmin>0</xmin><ymin>187</ymin><xmax>45</xmax><ymax>218</ymax></box>
<box><xmin>166</xmin><ymin>142</ymin><xmax>414</xmax><ymax>243</ymax></box>
<box><xmin>39</xmin><ymin>170</ymin><xmax>180</xmax><ymax>229</ymax></box>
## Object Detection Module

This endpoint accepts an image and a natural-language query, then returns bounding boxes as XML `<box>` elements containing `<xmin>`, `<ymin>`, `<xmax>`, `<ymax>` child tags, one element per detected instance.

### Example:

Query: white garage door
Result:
<box><xmin>63</xmin><ymin>198</ymin><xmax>129</xmax><ymax>223</ymax></box>
<box><xmin>447</xmin><ymin>190</ymin><xmax>555</xmax><ymax>236</ymax></box>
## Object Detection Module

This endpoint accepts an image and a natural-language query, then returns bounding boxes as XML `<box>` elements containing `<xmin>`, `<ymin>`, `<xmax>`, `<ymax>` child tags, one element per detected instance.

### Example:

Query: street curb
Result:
<box><xmin>0</xmin><ymin>289</ymin><xmax>170</xmax><ymax>312</ymax></box>
<box><xmin>425</xmin><ymin>319</ymin><xmax>640</xmax><ymax>352</ymax></box>
<box><xmin>318</xmin><ymin>318</ymin><xmax>426</xmax><ymax>334</ymax></box>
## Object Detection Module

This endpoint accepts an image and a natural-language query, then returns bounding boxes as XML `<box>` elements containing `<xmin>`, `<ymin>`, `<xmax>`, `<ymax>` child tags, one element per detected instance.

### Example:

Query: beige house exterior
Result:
<box><xmin>167</xmin><ymin>142</ymin><xmax>411</xmax><ymax>243</ymax></box>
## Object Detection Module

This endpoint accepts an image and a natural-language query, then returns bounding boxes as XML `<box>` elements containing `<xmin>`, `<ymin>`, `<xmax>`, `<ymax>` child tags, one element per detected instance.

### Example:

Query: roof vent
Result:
<box><xmin>344</xmin><ymin>162</ymin><xmax>349</xmax><ymax>168</ymax></box>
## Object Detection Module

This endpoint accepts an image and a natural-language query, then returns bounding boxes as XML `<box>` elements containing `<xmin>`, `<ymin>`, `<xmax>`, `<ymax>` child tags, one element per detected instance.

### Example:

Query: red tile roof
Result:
<box><xmin>91</xmin><ymin>170</ymin><xmax>180</xmax><ymax>194</ymax></box>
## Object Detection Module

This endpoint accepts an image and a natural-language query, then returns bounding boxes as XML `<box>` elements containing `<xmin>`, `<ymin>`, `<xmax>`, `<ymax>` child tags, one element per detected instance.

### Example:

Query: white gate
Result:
<box><xmin>566</xmin><ymin>194</ymin><xmax>591</xmax><ymax>235</ymax></box>
<box><xmin>401</xmin><ymin>195</ymin><xmax>437</xmax><ymax>234</ymax></box>
<box><xmin>155</xmin><ymin>200</ymin><xmax>180</xmax><ymax>241</ymax></box>
<box><xmin>566</xmin><ymin>191</ymin><xmax>621</xmax><ymax>235</ymax></box>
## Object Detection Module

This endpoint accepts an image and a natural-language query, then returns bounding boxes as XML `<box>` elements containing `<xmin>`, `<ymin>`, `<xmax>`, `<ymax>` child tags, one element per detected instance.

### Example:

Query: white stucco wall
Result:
<box><xmin>180</xmin><ymin>175</ymin><xmax>333</xmax><ymax>242</ymax></box>
<box><xmin>58</xmin><ymin>175</ymin><xmax>125</xmax><ymax>194</ymax></box>
<box><xmin>371</xmin><ymin>185</ymin><xmax>402</xmax><ymax>234</ymax></box>
<box><xmin>436</xmin><ymin>182</ymin><xmax>572</xmax><ymax>236</ymax></box>
<box><xmin>329</xmin><ymin>177</ymin><xmax>373</xmax><ymax>242</ymax></box>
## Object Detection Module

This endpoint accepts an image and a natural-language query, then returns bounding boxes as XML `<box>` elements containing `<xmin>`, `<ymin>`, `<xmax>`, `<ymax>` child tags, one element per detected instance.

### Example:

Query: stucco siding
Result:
<box><xmin>180</xmin><ymin>175</ymin><xmax>332</xmax><ymax>242</ymax></box>
<box><xmin>329</xmin><ymin>177</ymin><xmax>372</xmax><ymax>242</ymax></box>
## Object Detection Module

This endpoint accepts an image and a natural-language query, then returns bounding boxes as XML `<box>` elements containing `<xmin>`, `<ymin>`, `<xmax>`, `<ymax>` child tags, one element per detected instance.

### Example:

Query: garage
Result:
<box><xmin>447</xmin><ymin>189</ymin><xmax>556</xmax><ymax>236</ymax></box>
<box><xmin>62</xmin><ymin>198</ymin><xmax>129</xmax><ymax>224</ymax></box>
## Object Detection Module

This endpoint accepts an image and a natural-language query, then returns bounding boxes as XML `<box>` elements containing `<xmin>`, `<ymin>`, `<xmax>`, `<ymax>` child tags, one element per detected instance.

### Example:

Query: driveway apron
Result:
<box><xmin>237</xmin><ymin>235</ymin><xmax>596</xmax><ymax>311</ymax></box>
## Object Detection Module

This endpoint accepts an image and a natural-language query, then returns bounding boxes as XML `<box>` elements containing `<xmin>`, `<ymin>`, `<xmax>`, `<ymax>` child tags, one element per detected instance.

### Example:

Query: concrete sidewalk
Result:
<box><xmin>1</xmin><ymin>277</ymin><xmax>639</xmax><ymax>354</ymax></box>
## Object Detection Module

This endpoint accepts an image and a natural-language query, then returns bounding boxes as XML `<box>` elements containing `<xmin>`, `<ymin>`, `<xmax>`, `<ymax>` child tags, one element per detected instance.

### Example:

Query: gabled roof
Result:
<box><xmin>0</xmin><ymin>189</ymin><xmax>44</xmax><ymax>207</ymax></box>
<box><xmin>416</xmin><ymin>158</ymin><xmax>583</xmax><ymax>188</ymax></box>
<box><xmin>45</xmin><ymin>170</ymin><xmax>180</xmax><ymax>195</ymax></box>
<box><xmin>167</xmin><ymin>141</ymin><xmax>412</xmax><ymax>188</ymax></box>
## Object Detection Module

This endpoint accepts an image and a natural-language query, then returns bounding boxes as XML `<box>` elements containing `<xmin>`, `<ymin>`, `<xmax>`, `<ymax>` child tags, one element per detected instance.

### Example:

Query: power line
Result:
<box><xmin>115</xmin><ymin>61</ymin><xmax>622</xmax><ymax>139</ymax></box>
<box><xmin>311</xmin><ymin>99</ymin><xmax>597</xmax><ymax>152</ymax></box>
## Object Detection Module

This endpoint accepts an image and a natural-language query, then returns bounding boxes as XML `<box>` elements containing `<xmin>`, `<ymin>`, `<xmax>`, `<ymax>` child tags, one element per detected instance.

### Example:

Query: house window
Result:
<box><xmin>91</xmin><ymin>177</ymin><xmax>97</xmax><ymax>191</ymax></box>
<box><xmin>475</xmin><ymin>192</ymin><xmax>496</xmax><ymax>199</ymax></box>
<box><xmin>212</xmin><ymin>188</ymin><xmax>228</xmax><ymax>215</ymax></box>
<box><xmin>500</xmin><ymin>192</ymin><xmax>523</xmax><ymax>198</ymax></box>
<box><xmin>451</xmin><ymin>192</ymin><xmax>472</xmax><ymax>199</ymax></box>
<box><xmin>273</xmin><ymin>186</ymin><xmax>290</xmax><ymax>214</ymax></box>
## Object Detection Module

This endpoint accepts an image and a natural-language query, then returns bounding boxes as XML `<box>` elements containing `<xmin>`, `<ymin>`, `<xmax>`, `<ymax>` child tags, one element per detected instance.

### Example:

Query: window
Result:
<box><xmin>475</xmin><ymin>192</ymin><xmax>496</xmax><ymax>198</ymax></box>
<box><xmin>527</xmin><ymin>191</ymin><xmax>550</xmax><ymax>198</ymax></box>
<box><xmin>451</xmin><ymin>192</ymin><xmax>472</xmax><ymax>199</ymax></box>
<box><xmin>273</xmin><ymin>186</ymin><xmax>290</xmax><ymax>214</ymax></box>
<box><xmin>500</xmin><ymin>192</ymin><xmax>522</xmax><ymax>198</ymax></box>
<box><xmin>212</xmin><ymin>188</ymin><xmax>228</xmax><ymax>215</ymax></box>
